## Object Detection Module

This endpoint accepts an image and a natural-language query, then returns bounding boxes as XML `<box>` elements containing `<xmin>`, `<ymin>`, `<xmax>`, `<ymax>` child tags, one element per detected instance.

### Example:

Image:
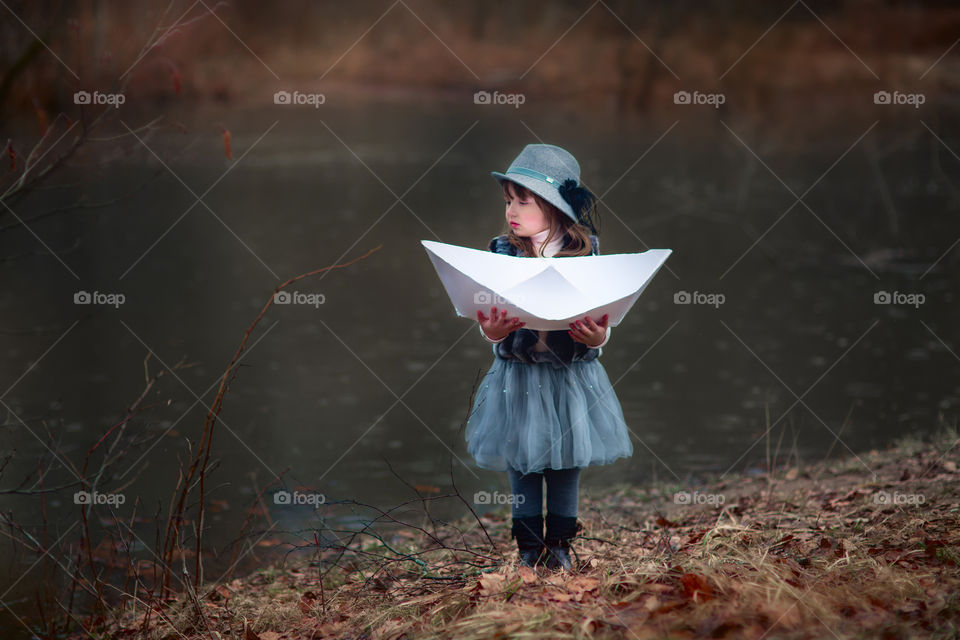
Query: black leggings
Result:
<box><xmin>508</xmin><ymin>467</ymin><xmax>581</xmax><ymax>518</ymax></box>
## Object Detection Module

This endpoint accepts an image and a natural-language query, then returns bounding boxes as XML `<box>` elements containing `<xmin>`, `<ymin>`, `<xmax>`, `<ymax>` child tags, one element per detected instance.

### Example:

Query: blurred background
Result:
<box><xmin>1</xmin><ymin>0</ymin><xmax>958</xmax><ymax>636</ymax></box>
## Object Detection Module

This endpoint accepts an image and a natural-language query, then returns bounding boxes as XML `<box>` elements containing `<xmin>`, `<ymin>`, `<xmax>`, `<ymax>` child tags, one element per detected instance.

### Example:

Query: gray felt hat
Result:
<box><xmin>491</xmin><ymin>144</ymin><xmax>580</xmax><ymax>222</ymax></box>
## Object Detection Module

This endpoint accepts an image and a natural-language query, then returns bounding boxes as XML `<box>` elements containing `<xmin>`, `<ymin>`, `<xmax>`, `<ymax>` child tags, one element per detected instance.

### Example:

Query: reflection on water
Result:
<box><xmin>0</xmin><ymin>97</ymin><xmax>957</xmax><ymax>614</ymax></box>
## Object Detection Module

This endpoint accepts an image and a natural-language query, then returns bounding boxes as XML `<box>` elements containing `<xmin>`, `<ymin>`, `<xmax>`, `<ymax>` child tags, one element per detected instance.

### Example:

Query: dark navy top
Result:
<box><xmin>486</xmin><ymin>233</ymin><xmax>602</xmax><ymax>369</ymax></box>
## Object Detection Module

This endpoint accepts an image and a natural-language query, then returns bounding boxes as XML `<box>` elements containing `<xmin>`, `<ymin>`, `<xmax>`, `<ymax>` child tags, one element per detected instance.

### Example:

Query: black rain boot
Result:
<box><xmin>544</xmin><ymin>513</ymin><xmax>581</xmax><ymax>571</ymax></box>
<box><xmin>510</xmin><ymin>514</ymin><xmax>545</xmax><ymax>568</ymax></box>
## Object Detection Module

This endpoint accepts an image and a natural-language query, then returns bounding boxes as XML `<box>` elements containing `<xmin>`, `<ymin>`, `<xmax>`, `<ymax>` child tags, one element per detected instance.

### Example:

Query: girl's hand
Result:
<box><xmin>477</xmin><ymin>306</ymin><xmax>525</xmax><ymax>341</ymax></box>
<box><xmin>568</xmin><ymin>314</ymin><xmax>609</xmax><ymax>347</ymax></box>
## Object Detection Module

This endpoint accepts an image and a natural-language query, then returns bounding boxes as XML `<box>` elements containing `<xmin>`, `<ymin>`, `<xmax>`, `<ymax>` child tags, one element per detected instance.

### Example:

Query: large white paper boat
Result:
<box><xmin>422</xmin><ymin>240</ymin><xmax>672</xmax><ymax>330</ymax></box>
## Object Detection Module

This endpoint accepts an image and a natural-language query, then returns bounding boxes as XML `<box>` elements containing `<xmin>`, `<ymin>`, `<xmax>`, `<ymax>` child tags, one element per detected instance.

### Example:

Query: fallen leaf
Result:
<box><xmin>568</xmin><ymin>576</ymin><xmax>600</xmax><ymax>601</ymax></box>
<box><xmin>835</xmin><ymin>539</ymin><xmax>846</xmax><ymax>558</ymax></box>
<box><xmin>680</xmin><ymin>573</ymin><xmax>714</xmax><ymax>601</ymax></box>
<box><xmin>646</xmin><ymin>583</ymin><xmax>673</xmax><ymax>594</ymax></box>
<box><xmin>298</xmin><ymin>591</ymin><xmax>317</xmax><ymax>614</ymax></box>
<box><xmin>242</xmin><ymin>617</ymin><xmax>258</xmax><ymax>640</ymax></box>
<box><xmin>206</xmin><ymin>584</ymin><xmax>232</xmax><ymax>601</ymax></box>
<box><xmin>581</xmin><ymin>617</ymin><xmax>602</xmax><ymax>634</ymax></box>
<box><xmin>517</xmin><ymin>566</ymin><xmax>538</xmax><ymax>583</ymax></box>
<box><xmin>479</xmin><ymin>572</ymin><xmax>506</xmax><ymax>596</ymax></box>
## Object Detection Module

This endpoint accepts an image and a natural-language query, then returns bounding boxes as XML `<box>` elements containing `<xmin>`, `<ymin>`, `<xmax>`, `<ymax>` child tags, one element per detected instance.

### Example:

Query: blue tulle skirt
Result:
<box><xmin>465</xmin><ymin>357</ymin><xmax>633</xmax><ymax>474</ymax></box>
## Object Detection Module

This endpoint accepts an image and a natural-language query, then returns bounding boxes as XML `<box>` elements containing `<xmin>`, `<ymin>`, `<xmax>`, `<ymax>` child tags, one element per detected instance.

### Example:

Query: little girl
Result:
<box><xmin>465</xmin><ymin>143</ymin><xmax>634</xmax><ymax>571</ymax></box>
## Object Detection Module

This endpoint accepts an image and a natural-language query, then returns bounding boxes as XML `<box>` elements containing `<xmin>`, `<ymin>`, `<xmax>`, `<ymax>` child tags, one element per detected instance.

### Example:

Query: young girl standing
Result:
<box><xmin>465</xmin><ymin>143</ymin><xmax>634</xmax><ymax>571</ymax></box>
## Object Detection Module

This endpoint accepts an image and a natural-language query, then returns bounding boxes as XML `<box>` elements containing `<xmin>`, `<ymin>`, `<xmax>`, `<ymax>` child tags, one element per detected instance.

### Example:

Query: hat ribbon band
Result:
<box><xmin>506</xmin><ymin>166</ymin><xmax>563</xmax><ymax>187</ymax></box>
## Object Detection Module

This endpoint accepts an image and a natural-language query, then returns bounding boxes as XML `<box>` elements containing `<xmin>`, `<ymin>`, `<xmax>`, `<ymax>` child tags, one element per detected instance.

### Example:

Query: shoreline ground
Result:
<box><xmin>100</xmin><ymin>427</ymin><xmax>960</xmax><ymax>640</ymax></box>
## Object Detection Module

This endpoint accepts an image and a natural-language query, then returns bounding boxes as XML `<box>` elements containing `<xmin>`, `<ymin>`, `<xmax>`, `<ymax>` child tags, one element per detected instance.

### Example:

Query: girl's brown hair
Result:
<box><xmin>501</xmin><ymin>181</ymin><xmax>595</xmax><ymax>258</ymax></box>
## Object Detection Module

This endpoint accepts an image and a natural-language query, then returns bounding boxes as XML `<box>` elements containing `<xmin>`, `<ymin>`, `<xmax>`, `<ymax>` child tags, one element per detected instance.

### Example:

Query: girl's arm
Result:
<box><xmin>569</xmin><ymin>314</ymin><xmax>610</xmax><ymax>348</ymax></box>
<box><xmin>477</xmin><ymin>306</ymin><xmax>525</xmax><ymax>343</ymax></box>
<box><xmin>593</xmin><ymin>326</ymin><xmax>611</xmax><ymax>348</ymax></box>
<box><xmin>480</xmin><ymin>324</ymin><xmax>507</xmax><ymax>343</ymax></box>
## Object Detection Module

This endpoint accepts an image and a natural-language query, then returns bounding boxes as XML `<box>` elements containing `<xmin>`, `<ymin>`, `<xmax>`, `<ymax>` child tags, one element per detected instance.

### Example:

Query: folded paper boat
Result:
<box><xmin>422</xmin><ymin>240</ymin><xmax>672</xmax><ymax>331</ymax></box>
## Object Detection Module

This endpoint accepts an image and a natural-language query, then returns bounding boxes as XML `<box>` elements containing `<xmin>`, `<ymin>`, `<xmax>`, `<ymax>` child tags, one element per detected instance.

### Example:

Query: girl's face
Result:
<box><xmin>503</xmin><ymin>181</ymin><xmax>548</xmax><ymax>236</ymax></box>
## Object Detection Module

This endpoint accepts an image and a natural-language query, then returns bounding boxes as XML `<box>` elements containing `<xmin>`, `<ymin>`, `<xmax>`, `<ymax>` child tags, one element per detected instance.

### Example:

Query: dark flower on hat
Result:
<box><xmin>559</xmin><ymin>179</ymin><xmax>601</xmax><ymax>235</ymax></box>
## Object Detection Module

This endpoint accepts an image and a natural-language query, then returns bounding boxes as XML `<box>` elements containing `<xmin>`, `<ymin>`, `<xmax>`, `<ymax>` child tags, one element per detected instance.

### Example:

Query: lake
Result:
<box><xmin>0</xmin><ymin>91</ymin><xmax>956</xmax><ymax>634</ymax></box>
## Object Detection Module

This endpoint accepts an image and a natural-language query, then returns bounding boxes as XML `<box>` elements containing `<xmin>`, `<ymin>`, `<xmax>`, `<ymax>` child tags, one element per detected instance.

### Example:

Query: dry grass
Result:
<box><xmin>100</xmin><ymin>426</ymin><xmax>960</xmax><ymax>640</ymax></box>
